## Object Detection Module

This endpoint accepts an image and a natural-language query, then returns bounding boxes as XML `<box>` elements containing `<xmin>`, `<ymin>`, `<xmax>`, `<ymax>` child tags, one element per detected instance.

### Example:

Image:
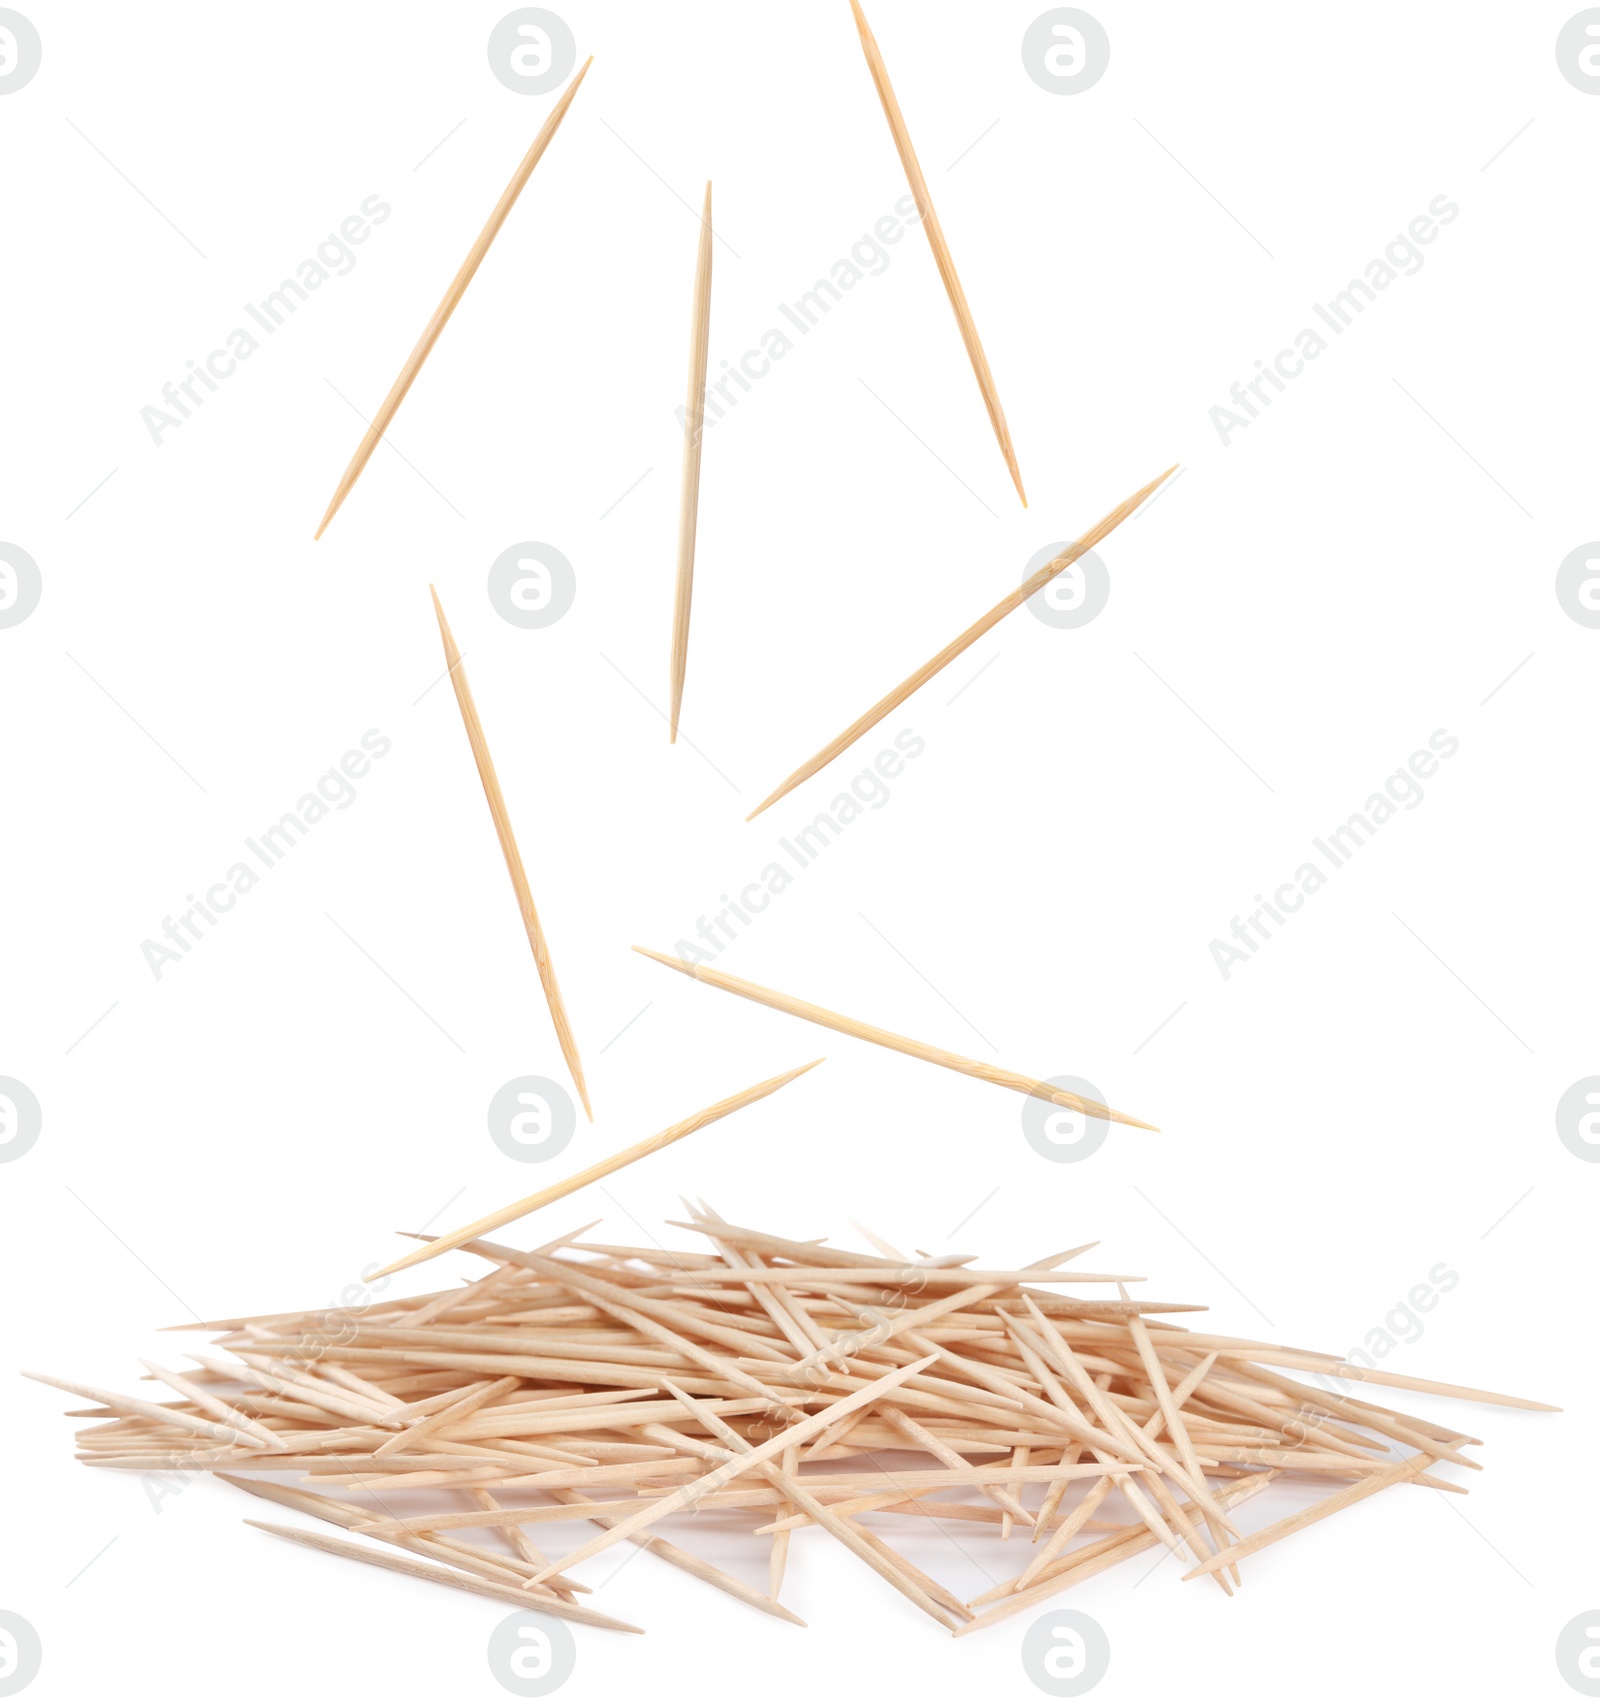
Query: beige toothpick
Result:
<box><xmin>315</xmin><ymin>61</ymin><xmax>592</xmax><ymax>537</ymax></box>
<box><xmin>670</xmin><ymin>182</ymin><xmax>714</xmax><ymax>743</ymax></box>
<box><xmin>430</xmin><ymin>584</ymin><xmax>591</xmax><ymax>1120</ymax></box>
<box><xmin>634</xmin><ymin>945</ymin><xmax>1154</xmax><ymax>1129</ymax></box>
<box><xmin>369</xmin><ymin>1059</ymin><xmax>822</xmax><ymax>1278</ymax></box>
<box><xmin>747</xmin><ymin>465</ymin><xmax>1176</xmax><ymax>817</ymax></box>
<box><xmin>848</xmin><ymin>0</ymin><xmax>1024</xmax><ymax>505</ymax></box>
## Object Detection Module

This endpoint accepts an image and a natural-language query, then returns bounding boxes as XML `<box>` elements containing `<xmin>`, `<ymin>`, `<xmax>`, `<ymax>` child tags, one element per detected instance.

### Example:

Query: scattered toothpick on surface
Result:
<box><xmin>670</xmin><ymin>182</ymin><xmax>714</xmax><ymax>743</ymax></box>
<box><xmin>747</xmin><ymin>464</ymin><xmax>1176</xmax><ymax>817</ymax></box>
<box><xmin>633</xmin><ymin>944</ymin><xmax>1155</xmax><ymax>1130</ymax></box>
<box><xmin>848</xmin><ymin>0</ymin><xmax>1025</xmax><ymax>505</ymax></box>
<box><xmin>314</xmin><ymin>60</ymin><xmax>592</xmax><ymax>538</ymax></box>
<box><xmin>430</xmin><ymin>585</ymin><xmax>592</xmax><ymax>1120</ymax></box>
<box><xmin>368</xmin><ymin>1060</ymin><xmax>823</xmax><ymax>1278</ymax></box>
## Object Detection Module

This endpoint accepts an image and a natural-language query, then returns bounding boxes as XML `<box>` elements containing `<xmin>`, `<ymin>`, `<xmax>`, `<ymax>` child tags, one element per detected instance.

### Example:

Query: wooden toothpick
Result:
<box><xmin>746</xmin><ymin>464</ymin><xmax>1176</xmax><ymax>817</ymax></box>
<box><xmin>848</xmin><ymin>0</ymin><xmax>1024</xmax><ymax>505</ymax></box>
<box><xmin>243</xmin><ymin>1520</ymin><xmax>641</xmax><ymax>1633</ymax></box>
<box><xmin>315</xmin><ymin>61</ymin><xmax>592</xmax><ymax>537</ymax></box>
<box><xmin>633</xmin><ymin>945</ymin><xmax>1154</xmax><ymax>1129</ymax></box>
<box><xmin>368</xmin><ymin>1060</ymin><xmax>823</xmax><ymax>1278</ymax></box>
<box><xmin>430</xmin><ymin>585</ymin><xmax>592</xmax><ymax>1120</ymax></box>
<box><xmin>670</xmin><ymin>182</ymin><xmax>714</xmax><ymax>743</ymax></box>
<box><xmin>1178</xmin><ymin>1454</ymin><xmax>1436</xmax><ymax>1580</ymax></box>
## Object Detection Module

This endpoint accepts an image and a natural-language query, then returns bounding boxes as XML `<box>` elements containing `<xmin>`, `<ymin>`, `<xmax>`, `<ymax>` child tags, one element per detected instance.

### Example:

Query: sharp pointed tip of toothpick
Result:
<box><xmin>633</xmin><ymin>944</ymin><xmax>691</xmax><ymax>973</ymax></box>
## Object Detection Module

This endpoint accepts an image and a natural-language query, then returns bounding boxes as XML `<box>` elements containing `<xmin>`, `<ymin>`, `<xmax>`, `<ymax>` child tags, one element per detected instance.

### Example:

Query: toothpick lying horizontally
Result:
<box><xmin>747</xmin><ymin>464</ymin><xmax>1176</xmax><ymax>817</ymax></box>
<box><xmin>633</xmin><ymin>945</ymin><xmax>1154</xmax><ymax>1129</ymax></box>
<box><xmin>848</xmin><ymin>0</ymin><xmax>1024</xmax><ymax>506</ymax></box>
<box><xmin>430</xmin><ymin>585</ymin><xmax>592</xmax><ymax>1119</ymax></box>
<box><xmin>670</xmin><ymin>182</ymin><xmax>714</xmax><ymax>743</ymax></box>
<box><xmin>314</xmin><ymin>61</ymin><xmax>592</xmax><ymax>538</ymax></box>
<box><xmin>368</xmin><ymin>1060</ymin><xmax>823</xmax><ymax>1277</ymax></box>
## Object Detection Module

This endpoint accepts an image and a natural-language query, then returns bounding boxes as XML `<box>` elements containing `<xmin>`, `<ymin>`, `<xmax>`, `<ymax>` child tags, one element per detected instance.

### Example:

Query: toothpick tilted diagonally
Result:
<box><xmin>670</xmin><ymin>182</ymin><xmax>715</xmax><ymax>743</ymax></box>
<box><xmin>314</xmin><ymin>60</ymin><xmax>592</xmax><ymax>538</ymax></box>
<box><xmin>747</xmin><ymin>465</ymin><xmax>1176</xmax><ymax>817</ymax></box>
<box><xmin>849</xmin><ymin>0</ymin><xmax>1025</xmax><ymax>505</ymax></box>
<box><xmin>368</xmin><ymin>1060</ymin><xmax>823</xmax><ymax>1278</ymax></box>
<box><xmin>430</xmin><ymin>584</ymin><xmax>591</xmax><ymax>1119</ymax></box>
<box><xmin>633</xmin><ymin>945</ymin><xmax>1155</xmax><ymax>1130</ymax></box>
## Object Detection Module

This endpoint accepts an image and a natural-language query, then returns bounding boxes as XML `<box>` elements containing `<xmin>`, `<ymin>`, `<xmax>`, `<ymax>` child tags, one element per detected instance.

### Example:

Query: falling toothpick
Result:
<box><xmin>671</xmin><ymin>182</ymin><xmax>715</xmax><ymax>743</ymax></box>
<box><xmin>368</xmin><ymin>1059</ymin><xmax>823</xmax><ymax>1277</ymax></box>
<box><xmin>747</xmin><ymin>464</ymin><xmax>1175</xmax><ymax>817</ymax></box>
<box><xmin>848</xmin><ymin>0</ymin><xmax>1024</xmax><ymax>505</ymax></box>
<box><xmin>430</xmin><ymin>585</ymin><xmax>592</xmax><ymax>1119</ymax></box>
<box><xmin>314</xmin><ymin>60</ymin><xmax>592</xmax><ymax>538</ymax></box>
<box><xmin>633</xmin><ymin>945</ymin><xmax>1154</xmax><ymax>1129</ymax></box>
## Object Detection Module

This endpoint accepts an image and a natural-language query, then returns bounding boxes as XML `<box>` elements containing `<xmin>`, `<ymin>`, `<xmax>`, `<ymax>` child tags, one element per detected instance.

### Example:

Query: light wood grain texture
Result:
<box><xmin>957</xmin><ymin>1472</ymin><xmax>1280</xmax><ymax>1636</ymax></box>
<box><xmin>430</xmin><ymin>584</ymin><xmax>592</xmax><ymax>1120</ymax></box>
<box><xmin>747</xmin><ymin>464</ymin><xmax>1176</xmax><ymax>816</ymax></box>
<box><xmin>526</xmin><ymin>1354</ymin><xmax>938</xmax><ymax>1586</ymax></box>
<box><xmin>45</xmin><ymin>1205</ymin><xmax>1547</xmax><ymax>1635</ymax></box>
<box><xmin>1178</xmin><ymin>1453</ymin><xmax>1435</xmax><ymax>1579</ymax></box>
<box><xmin>848</xmin><ymin>0</ymin><xmax>1023</xmax><ymax>503</ymax></box>
<box><xmin>544</xmin><ymin>1483</ymin><xmax>806</xmax><ymax>1625</ymax></box>
<box><xmin>633</xmin><ymin>943</ymin><xmax>1155</xmax><ymax>1129</ymax></box>
<box><xmin>244</xmin><ymin>1520</ymin><xmax>642</xmax><ymax>1633</ymax></box>
<box><xmin>670</xmin><ymin>182</ymin><xmax>714</xmax><ymax>742</ymax></box>
<box><xmin>369</xmin><ymin>1059</ymin><xmax>822</xmax><ymax>1278</ymax></box>
<box><xmin>314</xmin><ymin>60</ymin><xmax>591</xmax><ymax>538</ymax></box>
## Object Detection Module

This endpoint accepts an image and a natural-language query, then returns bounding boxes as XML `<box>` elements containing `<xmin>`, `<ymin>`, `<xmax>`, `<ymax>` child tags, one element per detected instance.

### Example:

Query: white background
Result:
<box><xmin>2</xmin><ymin>1</ymin><xmax>1596</xmax><ymax>1700</ymax></box>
